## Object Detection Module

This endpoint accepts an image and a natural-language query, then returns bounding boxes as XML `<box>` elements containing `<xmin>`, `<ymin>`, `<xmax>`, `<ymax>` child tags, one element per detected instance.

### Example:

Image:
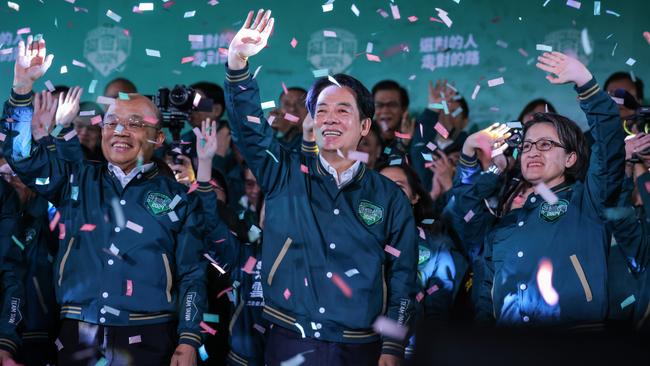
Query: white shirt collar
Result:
<box><xmin>108</xmin><ymin>162</ymin><xmax>155</xmax><ymax>188</ymax></box>
<box><xmin>318</xmin><ymin>154</ymin><xmax>361</xmax><ymax>189</ymax></box>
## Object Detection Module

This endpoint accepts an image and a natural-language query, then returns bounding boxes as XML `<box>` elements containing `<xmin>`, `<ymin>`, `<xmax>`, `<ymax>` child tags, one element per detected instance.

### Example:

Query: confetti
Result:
<box><xmin>252</xmin><ymin>65</ymin><xmax>262</xmax><ymax>79</ymax></box>
<box><xmin>518</xmin><ymin>48</ymin><xmax>529</xmax><ymax>57</ymax></box>
<box><xmin>95</xmin><ymin>358</ymin><xmax>109</xmax><ymax>366</ymax></box>
<box><xmin>138</xmin><ymin>2</ymin><xmax>154</xmax><ymax>11</ymax></box>
<box><xmin>162</xmin><ymin>1</ymin><xmax>174</xmax><ymax>9</ymax></box>
<box><xmin>79</xmin><ymin>224</ymin><xmax>96</xmax><ymax>232</ymax></box>
<box><xmin>200</xmin><ymin>321</ymin><xmax>217</xmax><ymax>335</ymax></box>
<box><xmin>87</xmin><ymin>79</ymin><xmax>97</xmax><ymax>94</ymax></box>
<box><xmin>261</xmin><ymin>101</ymin><xmax>276</xmax><ymax>110</ymax></box>
<box><xmin>106</xmin><ymin>9</ymin><xmax>122</xmax><ymax>22</ymax></box>
<box><xmin>605</xmin><ymin>9</ymin><xmax>620</xmax><ymax>17</ymax></box>
<box><xmin>203</xmin><ymin>313</ymin><xmax>219</xmax><ymax>323</ymax></box>
<box><xmin>626</xmin><ymin>58</ymin><xmax>636</xmax><ymax>66</ymax></box>
<box><xmin>126</xmin><ymin>220</ymin><xmax>143</xmax><ymax>234</ymax></box>
<box><xmin>96</xmin><ymin>96</ymin><xmax>116</xmax><ymax>105</ymax></box>
<box><xmin>534</xmin><ymin>182</ymin><xmax>559</xmax><ymax>204</ymax></box>
<box><xmin>281</xmin><ymin>354</ymin><xmax>306</xmax><ymax>366</ymax></box>
<box><xmin>188</xmin><ymin>34</ymin><xmax>203</xmax><ymax>42</ymax></box>
<box><xmin>290</xmin><ymin>37</ymin><xmax>298</xmax><ymax>48</ymax></box>
<box><xmin>323</xmin><ymin>30</ymin><xmax>337</xmax><ymax>38</ymax></box>
<box><xmin>43</xmin><ymin>80</ymin><xmax>55</xmax><ymax>92</ymax></box>
<box><xmin>418</xmin><ymin>227</ymin><xmax>426</xmax><ymax>240</ymax></box>
<box><xmin>181</xmin><ymin>56</ymin><xmax>194</xmax><ymax>64</ymax></box>
<box><xmin>435</xmin><ymin>8</ymin><xmax>453</xmax><ymax>28</ymax></box>
<box><xmin>284</xmin><ymin>113</ymin><xmax>300</xmax><ymax>123</ymax></box>
<box><xmin>434</xmin><ymin>122</ymin><xmax>450</xmax><ymax>139</ymax></box>
<box><xmin>48</xmin><ymin>211</ymin><xmax>61</xmax><ymax>232</ymax></box>
<box><xmin>327</xmin><ymin>75</ymin><xmax>341</xmax><ymax>88</ymax></box>
<box><xmin>345</xmin><ymin>269</ymin><xmax>359</xmax><ymax>277</ymax></box>
<box><xmin>536</xmin><ymin>44</ymin><xmax>553</xmax><ymax>52</ymax></box>
<box><xmin>90</xmin><ymin>115</ymin><xmax>102</xmax><ymax>125</ymax></box>
<box><xmin>128</xmin><ymin>335</ymin><xmax>141</xmax><ymax>344</ymax></box>
<box><xmin>377</xmin><ymin>8</ymin><xmax>389</xmax><ymax>18</ymax></box>
<box><xmin>11</xmin><ymin>235</ymin><xmax>24</xmax><ymax>250</ymax></box>
<box><xmin>242</xmin><ymin>256</ymin><xmax>257</xmax><ymax>274</ymax></box>
<box><xmin>426</xmin><ymin>142</ymin><xmax>438</xmax><ymax>151</ymax></box>
<box><xmin>389</xmin><ymin>158</ymin><xmax>402</xmax><ymax>166</ymax></box>
<box><xmin>594</xmin><ymin>1</ymin><xmax>601</xmax><ymax>15</ymax></box>
<box><xmin>58</xmin><ymin>223</ymin><xmax>66</xmax><ymax>239</ymax></box>
<box><xmin>496</xmin><ymin>40</ymin><xmax>508</xmax><ymax>48</ymax></box>
<box><xmin>199</xmin><ymin>345</ymin><xmax>209</xmax><ymax>361</ymax></box>
<box><xmin>55</xmin><ymin>338</ymin><xmax>64</xmax><ymax>350</ymax></box>
<box><xmin>390</xmin><ymin>4</ymin><xmax>401</xmax><ymax>19</ymax></box>
<box><xmin>0</xmin><ymin>48</ymin><xmax>13</xmax><ymax>55</ymax></box>
<box><xmin>566</xmin><ymin>0</ymin><xmax>581</xmax><ymax>9</ymax></box>
<box><xmin>581</xmin><ymin>28</ymin><xmax>592</xmax><ymax>56</ymax></box>
<box><xmin>372</xmin><ymin>316</ymin><xmax>408</xmax><ymax>340</ymax></box>
<box><xmin>347</xmin><ymin>150</ymin><xmax>369</xmax><ymax>163</ymax></box>
<box><xmin>463</xmin><ymin>210</ymin><xmax>474</xmax><ymax>222</ymax></box>
<box><xmin>60</xmin><ymin>66</ymin><xmax>68</xmax><ymax>74</ymax></box>
<box><xmin>7</xmin><ymin>2</ymin><xmax>19</xmax><ymax>11</ymax></box>
<box><xmin>416</xmin><ymin>292</ymin><xmax>425</xmax><ymax>302</ymax></box>
<box><xmin>351</xmin><ymin>4</ymin><xmax>360</xmax><ymax>16</ymax></box>
<box><xmin>184</xmin><ymin>10</ymin><xmax>196</xmax><ymax>18</ymax></box>
<box><xmin>621</xmin><ymin>295</ymin><xmax>636</xmax><ymax>309</ymax></box>
<box><xmin>168</xmin><ymin>211</ymin><xmax>179</xmax><ymax>222</ymax></box>
<box><xmin>283</xmin><ymin>288</ymin><xmax>291</xmax><ymax>300</ymax></box>
<box><xmin>246</xmin><ymin>115</ymin><xmax>261</xmax><ymax>124</ymax></box>
<box><xmin>300</xmin><ymin>164</ymin><xmax>309</xmax><ymax>174</ymax></box>
<box><xmin>543</xmin><ymin>0</ymin><xmax>551</xmax><ymax>6</ymax></box>
<box><xmin>145</xmin><ymin>49</ymin><xmax>161</xmax><ymax>57</ymax></box>
<box><xmin>331</xmin><ymin>273</ymin><xmax>353</xmax><ymax>297</ymax></box>
<box><xmin>35</xmin><ymin>177</ymin><xmax>50</xmax><ymax>186</ymax></box>
<box><xmin>408</xmin><ymin>16</ymin><xmax>418</xmax><ymax>22</ymax></box>
<box><xmin>322</xmin><ymin>3</ymin><xmax>333</xmax><ymax>12</ymax></box>
<box><xmin>471</xmin><ymin>84</ymin><xmax>481</xmax><ymax>100</ymax></box>
<box><xmin>488</xmin><ymin>77</ymin><xmax>504</xmax><ymax>87</ymax></box>
<box><xmin>366</xmin><ymin>53</ymin><xmax>381</xmax><ymax>62</ymax></box>
<box><xmin>16</xmin><ymin>27</ymin><xmax>30</xmax><ymax>35</ymax></box>
<box><xmin>265</xmin><ymin>149</ymin><xmax>279</xmax><ymax>163</ymax></box>
<box><xmin>313</xmin><ymin>68</ymin><xmax>329</xmax><ymax>78</ymax></box>
<box><xmin>384</xmin><ymin>245</ymin><xmax>401</xmax><ymax>258</ymax></box>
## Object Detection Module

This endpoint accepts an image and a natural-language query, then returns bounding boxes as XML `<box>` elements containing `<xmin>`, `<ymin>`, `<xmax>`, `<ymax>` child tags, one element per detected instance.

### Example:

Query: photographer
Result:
<box><xmin>444</xmin><ymin>51</ymin><xmax>623</xmax><ymax>326</ymax></box>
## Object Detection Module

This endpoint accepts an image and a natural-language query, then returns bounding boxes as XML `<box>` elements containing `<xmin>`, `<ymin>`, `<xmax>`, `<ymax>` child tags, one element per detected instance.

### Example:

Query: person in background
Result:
<box><xmin>103</xmin><ymin>77</ymin><xmax>138</xmax><ymax>99</ymax></box>
<box><xmin>518</xmin><ymin>99</ymin><xmax>558</xmax><ymax>124</ymax></box>
<box><xmin>372</xmin><ymin>80</ymin><xmax>411</xmax><ymax>147</ymax></box>
<box><xmin>268</xmin><ymin>87</ymin><xmax>308</xmax><ymax>152</ymax></box>
<box><xmin>357</xmin><ymin>121</ymin><xmax>383</xmax><ymax>169</ymax></box>
<box><xmin>73</xmin><ymin>101</ymin><xmax>105</xmax><ymax>161</ymax></box>
<box><xmin>604</xmin><ymin>72</ymin><xmax>644</xmax><ymax>118</ymax></box>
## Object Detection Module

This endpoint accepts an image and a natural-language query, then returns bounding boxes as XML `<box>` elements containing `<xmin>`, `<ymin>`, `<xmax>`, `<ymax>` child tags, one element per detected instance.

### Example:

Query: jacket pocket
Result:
<box><xmin>58</xmin><ymin>237</ymin><xmax>75</xmax><ymax>287</ymax></box>
<box><xmin>161</xmin><ymin>253</ymin><xmax>172</xmax><ymax>303</ymax></box>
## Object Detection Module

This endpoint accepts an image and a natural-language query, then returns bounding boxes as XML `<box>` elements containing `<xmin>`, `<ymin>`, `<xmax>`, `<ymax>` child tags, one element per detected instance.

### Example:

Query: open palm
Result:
<box><xmin>55</xmin><ymin>86</ymin><xmax>82</xmax><ymax>127</ymax></box>
<box><xmin>536</xmin><ymin>51</ymin><xmax>592</xmax><ymax>87</ymax></box>
<box><xmin>196</xmin><ymin>119</ymin><xmax>218</xmax><ymax>161</ymax></box>
<box><xmin>14</xmin><ymin>35</ymin><xmax>54</xmax><ymax>93</ymax></box>
<box><xmin>228</xmin><ymin>9</ymin><xmax>275</xmax><ymax>68</ymax></box>
<box><xmin>31</xmin><ymin>91</ymin><xmax>57</xmax><ymax>140</ymax></box>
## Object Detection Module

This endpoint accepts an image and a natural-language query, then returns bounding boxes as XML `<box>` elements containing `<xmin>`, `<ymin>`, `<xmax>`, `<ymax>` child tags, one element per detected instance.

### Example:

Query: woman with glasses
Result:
<box><xmin>444</xmin><ymin>52</ymin><xmax>624</xmax><ymax>327</ymax></box>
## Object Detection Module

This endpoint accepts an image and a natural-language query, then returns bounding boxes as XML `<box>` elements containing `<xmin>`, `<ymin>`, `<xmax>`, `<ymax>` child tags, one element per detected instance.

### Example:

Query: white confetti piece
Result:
<box><xmin>109</xmin><ymin>243</ymin><xmax>120</xmax><ymax>256</ymax></box>
<box><xmin>390</xmin><ymin>4</ymin><xmax>400</xmax><ymax>19</ymax></box>
<box><xmin>102</xmin><ymin>305</ymin><xmax>120</xmax><ymax>316</ymax></box>
<box><xmin>594</xmin><ymin>1</ymin><xmax>601</xmax><ymax>15</ymax></box>
<box><xmin>55</xmin><ymin>338</ymin><xmax>64</xmax><ymax>351</ymax></box>
<box><xmin>128</xmin><ymin>335</ymin><xmax>142</xmax><ymax>344</ymax></box>
<box><xmin>351</xmin><ymin>4</ymin><xmax>360</xmax><ymax>16</ymax></box>
<box><xmin>372</xmin><ymin>316</ymin><xmax>408</xmax><ymax>340</ymax></box>
<box><xmin>261</xmin><ymin>101</ymin><xmax>276</xmax><ymax>110</ymax></box>
<box><xmin>487</xmin><ymin>77</ymin><xmax>504</xmax><ymax>87</ymax></box>
<box><xmin>534</xmin><ymin>182</ymin><xmax>558</xmax><ymax>204</ymax></box>
<box><xmin>106</xmin><ymin>9</ymin><xmax>122</xmax><ymax>22</ymax></box>
<box><xmin>436</xmin><ymin>8</ymin><xmax>453</xmax><ymax>28</ymax></box>
<box><xmin>96</xmin><ymin>96</ymin><xmax>115</xmax><ymax>105</ymax></box>
<box><xmin>169</xmin><ymin>195</ymin><xmax>182</xmax><ymax>210</ymax></box>
<box><xmin>327</xmin><ymin>75</ymin><xmax>341</xmax><ymax>87</ymax></box>
<box><xmin>536</xmin><ymin>44</ymin><xmax>553</xmax><ymax>52</ymax></box>
<box><xmin>184</xmin><ymin>10</ymin><xmax>196</xmax><ymax>18</ymax></box>
<box><xmin>145</xmin><ymin>49</ymin><xmax>161</xmax><ymax>57</ymax></box>
<box><xmin>345</xmin><ymin>268</ymin><xmax>359</xmax><ymax>277</ymax></box>
<box><xmin>626</xmin><ymin>58</ymin><xmax>636</xmax><ymax>66</ymax></box>
<box><xmin>45</xmin><ymin>80</ymin><xmax>55</xmax><ymax>92</ymax></box>
<box><xmin>168</xmin><ymin>211</ymin><xmax>179</xmax><ymax>222</ymax></box>
<box><xmin>72</xmin><ymin>59</ymin><xmax>86</xmax><ymax>68</ymax></box>
<box><xmin>496</xmin><ymin>40</ymin><xmax>508</xmax><ymax>48</ymax></box>
<box><xmin>7</xmin><ymin>2</ymin><xmax>19</xmax><ymax>11</ymax></box>
<box><xmin>60</xmin><ymin>65</ymin><xmax>68</xmax><ymax>74</ymax></box>
<box><xmin>312</xmin><ymin>68</ymin><xmax>329</xmax><ymax>78</ymax></box>
<box><xmin>280</xmin><ymin>353</ymin><xmax>306</xmax><ymax>366</ymax></box>
<box><xmin>581</xmin><ymin>28</ymin><xmax>592</xmax><ymax>56</ymax></box>
<box><xmin>252</xmin><ymin>65</ymin><xmax>262</xmax><ymax>79</ymax></box>
<box><xmin>566</xmin><ymin>0</ymin><xmax>581</xmax><ymax>9</ymax></box>
<box><xmin>463</xmin><ymin>210</ymin><xmax>474</xmax><ymax>222</ymax></box>
<box><xmin>605</xmin><ymin>9</ymin><xmax>620</xmax><ymax>17</ymax></box>
<box><xmin>347</xmin><ymin>150</ymin><xmax>369</xmax><ymax>163</ymax></box>
<box><xmin>188</xmin><ymin>34</ymin><xmax>203</xmax><ymax>42</ymax></box>
<box><xmin>126</xmin><ymin>220</ymin><xmax>143</xmax><ymax>234</ymax></box>
<box><xmin>0</xmin><ymin>48</ymin><xmax>13</xmax><ymax>55</ymax></box>
<box><xmin>471</xmin><ymin>84</ymin><xmax>481</xmax><ymax>100</ymax></box>
<box><xmin>323</xmin><ymin>30</ymin><xmax>337</xmax><ymax>38</ymax></box>
<box><xmin>138</xmin><ymin>2</ymin><xmax>154</xmax><ymax>11</ymax></box>
<box><xmin>0</xmin><ymin>132</ymin><xmax>6</xmax><ymax>142</ymax></box>
<box><xmin>35</xmin><ymin>177</ymin><xmax>50</xmax><ymax>186</ymax></box>
<box><xmin>365</xmin><ymin>42</ymin><xmax>374</xmax><ymax>54</ymax></box>
<box><xmin>63</xmin><ymin>129</ymin><xmax>77</xmax><ymax>141</ymax></box>
<box><xmin>88</xmin><ymin>79</ymin><xmax>97</xmax><ymax>94</ymax></box>
<box><xmin>322</xmin><ymin>3</ymin><xmax>333</xmax><ymax>12</ymax></box>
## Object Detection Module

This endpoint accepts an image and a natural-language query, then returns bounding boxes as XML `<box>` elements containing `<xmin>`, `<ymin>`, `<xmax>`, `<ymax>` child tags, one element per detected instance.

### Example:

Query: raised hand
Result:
<box><xmin>31</xmin><ymin>91</ymin><xmax>57</xmax><ymax>141</ymax></box>
<box><xmin>462</xmin><ymin>123</ymin><xmax>510</xmax><ymax>158</ymax></box>
<box><xmin>13</xmin><ymin>35</ymin><xmax>54</xmax><ymax>94</ymax></box>
<box><xmin>428</xmin><ymin>79</ymin><xmax>455</xmax><ymax>106</ymax></box>
<box><xmin>55</xmin><ymin>86</ymin><xmax>82</xmax><ymax>127</ymax></box>
<box><xmin>196</xmin><ymin>119</ymin><xmax>218</xmax><ymax>182</ymax></box>
<box><xmin>536</xmin><ymin>51</ymin><xmax>592</xmax><ymax>87</ymax></box>
<box><xmin>227</xmin><ymin>9</ymin><xmax>275</xmax><ymax>70</ymax></box>
<box><xmin>430</xmin><ymin>150</ymin><xmax>454</xmax><ymax>194</ymax></box>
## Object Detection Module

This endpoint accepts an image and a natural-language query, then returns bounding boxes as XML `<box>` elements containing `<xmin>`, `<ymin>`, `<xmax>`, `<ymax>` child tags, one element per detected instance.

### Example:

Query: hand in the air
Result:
<box><xmin>536</xmin><ymin>51</ymin><xmax>592</xmax><ymax>87</ymax></box>
<box><xmin>13</xmin><ymin>35</ymin><xmax>54</xmax><ymax>94</ymax></box>
<box><xmin>31</xmin><ymin>91</ymin><xmax>57</xmax><ymax>141</ymax></box>
<box><xmin>55</xmin><ymin>86</ymin><xmax>83</xmax><ymax>127</ymax></box>
<box><xmin>227</xmin><ymin>9</ymin><xmax>275</xmax><ymax>70</ymax></box>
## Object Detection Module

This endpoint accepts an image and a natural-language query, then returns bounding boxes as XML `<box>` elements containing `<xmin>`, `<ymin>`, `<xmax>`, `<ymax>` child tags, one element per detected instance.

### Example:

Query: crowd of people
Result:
<box><xmin>0</xmin><ymin>9</ymin><xmax>650</xmax><ymax>366</ymax></box>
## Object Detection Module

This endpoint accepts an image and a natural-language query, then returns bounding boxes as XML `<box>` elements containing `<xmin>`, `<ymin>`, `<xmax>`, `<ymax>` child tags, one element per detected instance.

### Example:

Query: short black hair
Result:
<box><xmin>518</xmin><ymin>99</ymin><xmax>557</xmax><ymax>122</ymax></box>
<box><xmin>191</xmin><ymin>81</ymin><xmax>225</xmax><ymax>110</ymax></box>
<box><xmin>306</xmin><ymin>74</ymin><xmax>374</xmax><ymax>121</ymax></box>
<box><xmin>53</xmin><ymin>85</ymin><xmax>69</xmax><ymax>95</ymax></box>
<box><xmin>371</xmin><ymin>80</ymin><xmax>410</xmax><ymax>109</ymax></box>
<box><xmin>523</xmin><ymin>112</ymin><xmax>589</xmax><ymax>183</ymax></box>
<box><xmin>604</xmin><ymin>72</ymin><xmax>644</xmax><ymax>102</ymax></box>
<box><xmin>278</xmin><ymin>87</ymin><xmax>307</xmax><ymax>103</ymax></box>
<box><xmin>104</xmin><ymin>78</ymin><xmax>137</xmax><ymax>94</ymax></box>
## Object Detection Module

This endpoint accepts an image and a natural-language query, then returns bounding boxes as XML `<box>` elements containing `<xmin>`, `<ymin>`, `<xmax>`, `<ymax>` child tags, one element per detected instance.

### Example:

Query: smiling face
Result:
<box><xmin>101</xmin><ymin>95</ymin><xmax>165</xmax><ymax>173</ymax></box>
<box><xmin>314</xmin><ymin>85</ymin><xmax>370</xmax><ymax>153</ymax></box>
<box><xmin>373</xmin><ymin>89</ymin><xmax>405</xmax><ymax>137</ymax></box>
<box><xmin>520</xmin><ymin>122</ymin><xmax>576</xmax><ymax>187</ymax></box>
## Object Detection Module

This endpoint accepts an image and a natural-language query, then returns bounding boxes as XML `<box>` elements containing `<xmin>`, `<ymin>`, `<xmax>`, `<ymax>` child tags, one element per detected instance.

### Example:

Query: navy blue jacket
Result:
<box><xmin>224</xmin><ymin>64</ymin><xmax>418</xmax><ymax>357</ymax></box>
<box><xmin>445</xmin><ymin>79</ymin><xmax>623</xmax><ymax>327</ymax></box>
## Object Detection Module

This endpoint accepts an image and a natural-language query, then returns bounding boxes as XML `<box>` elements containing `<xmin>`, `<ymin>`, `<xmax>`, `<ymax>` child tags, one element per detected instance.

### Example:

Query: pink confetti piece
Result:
<box><xmin>242</xmin><ymin>256</ymin><xmax>257</xmax><ymax>274</ymax></box>
<box><xmin>331</xmin><ymin>273</ymin><xmax>353</xmax><ymax>298</ymax></box>
<box><xmin>200</xmin><ymin>321</ymin><xmax>217</xmax><ymax>335</ymax></box>
<box><xmin>416</xmin><ymin>292</ymin><xmax>425</xmax><ymax>302</ymax></box>
<box><xmin>181</xmin><ymin>56</ymin><xmax>194</xmax><ymax>64</ymax></box>
<box><xmin>246</xmin><ymin>116</ymin><xmax>261</xmax><ymax>124</ymax></box>
<box><xmin>49</xmin><ymin>211</ymin><xmax>61</xmax><ymax>231</ymax></box>
<box><xmin>0</xmin><ymin>132</ymin><xmax>4</xmax><ymax>142</ymax></box>
<box><xmin>534</xmin><ymin>182</ymin><xmax>559</xmax><ymax>204</ymax></box>
<box><xmin>162</xmin><ymin>0</ymin><xmax>174</xmax><ymax>9</ymax></box>
<box><xmin>323</xmin><ymin>30</ymin><xmax>337</xmax><ymax>38</ymax></box>
<box><xmin>90</xmin><ymin>115</ymin><xmax>103</xmax><ymax>125</ymax></box>
<box><xmin>518</xmin><ymin>48</ymin><xmax>529</xmax><ymax>57</ymax></box>
<box><xmin>394</xmin><ymin>131</ymin><xmax>411</xmax><ymax>139</ymax></box>
<box><xmin>188</xmin><ymin>181</ymin><xmax>199</xmax><ymax>194</ymax></box>
<box><xmin>566</xmin><ymin>0</ymin><xmax>581</xmax><ymax>9</ymax></box>
<box><xmin>377</xmin><ymin>8</ymin><xmax>389</xmax><ymax>18</ymax></box>
<box><xmin>366</xmin><ymin>53</ymin><xmax>381</xmax><ymax>62</ymax></box>
<box><xmin>16</xmin><ymin>27</ymin><xmax>30</xmax><ymax>35</ymax></box>
<box><xmin>126</xmin><ymin>279</ymin><xmax>133</xmax><ymax>296</ymax></box>
<box><xmin>347</xmin><ymin>150</ymin><xmax>369</xmax><ymax>163</ymax></box>
<box><xmin>300</xmin><ymin>164</ymin><xmax>309</xmax><ymax>174</ymax></box>
<box><xmin>63</xmin><ymin>129</ymin><xmax>78</xmax><ymax>141</ymax></box>
<box><xmin>208</xmin><ymin>0</ymin><xmax>218</xmax><ymax>5</ymax></box>
<box><xmin>281</xmin><ymin>81</ymin><xmax>289</xmax><ymax>95</ymax></box>
<box><xmin>426</xmin><ymin>284</ymin><xmax>439</xmax><ymax>295</ymax></box>
<box><xmin>487</xmin><ymin>77</ymin><xmax>505</xmax><ymax>87</ymax></box>
<box><xmin>436</xmin><ymin>8</ymin><xmax>453</xmax><ymax>28</ymax></box>
<box><xmin>463</xmin><ymin>210</ymin><xmax>474</xmax><ymax>222</ymax></box>
<box><xmin>290</xmin><ymin>38</ymin><xmax>298</xmax><ymax>48</ymax></box>
<box><xmin>390</xmin><ymin>4</ymin><xmax>401</xmax><ymax>19</ymax></box>
<box><xmin>80</xmin><ymin>224</ymin><xmax>96</xmax><ymax>231</ymax></box>
<box><xmin>217</xmin><ymin>287</ymin><xmax>232</xmax><ymax>299</ymax></box>
<box><xmin>125</xmin><ymin>220</ymin><xmax>143</xmax><ymax>234</ymax></box>
<box><xmin>132</xmin><ymin>5</ymin><xmax>143</xmax><ymax>13</ymax></box>
<box><xmin>426</xmin><ymin>142</ymin><xmax>438</xmax><ymax>151</ymax></box>
<box><xmin>58</xmin><ymin>223</ymin><xmax>66</xmax><ymax>239</ymax></box>
<box><xmin>128</xmin><ymin>335</ymin><xmax>141</xmax><ymax>344</ymax></box>
<box><xmin>407</xmin><ymin>15</ymin><xmax>418</xmax><ymax>22</ymax></box>
<box><xmin>283</xmin><ymin>288</ymin><xmax>291</xmax><ymax>300</ymax></box>
<box><xmin>384</xmin><ymin>245</ymin><xmax>401</xmax><ymax>258</ymax></box>
<box><xmin>284</xmin><ymin>113</ymin><xmax>300</xmax><ymax>123</ymax></box>
<box><xmin>72</xmin><ymin>59</ymin><xmax>86</xmax><ymax>68</ymax></box>
<box><xmin>372</xmin><ymin>316</ymin><xmax>408</xmax><ymax>340</ymax></box>
<box><xmin>424</xmin><ymin>162</ymin><xmax>434</xmax><ymax>169</ymax></box>
<box><xmin>434</xmin><ymin>122</ymin><xmax>449</xmax><ymax>139</ymax></box>
<box><xmin>418</xmin><ymin>226</ymin><xmax>426</xmax><ymax>240</ymax></box>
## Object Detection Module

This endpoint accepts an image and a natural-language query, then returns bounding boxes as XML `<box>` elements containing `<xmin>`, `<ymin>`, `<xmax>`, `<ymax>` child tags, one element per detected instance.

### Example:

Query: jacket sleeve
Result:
<box><xmin>380</xmin><ymin>191</ymin><xmax>418</xmax><ymax>357</ymax></box>
<box><xmin>409</xmin><ymin>108</ymin><xmax>439</xmax><ymax>192</ymax></box>
<box><xmin>578</xmin><ymin>78</ymin><xmax>626</xmax><ymax>214</ymax></box>
<box><xmin>0</xmin><ymin>181</ymin><xmax>25</xmax><ymax>355</ymax></box>
<box><xmin>53</xmin><ymin>132</ymin><xmax>86</xmax><ymax>162</ymax></box>
<box><xmin>175</xmin><ymin>191</ymin><xmax>209</xmax><ymax>348</ymax></box>
<box><xmin>223</xmin><ymin>64</ymin><xmax>290</xmax><ymax>196</ymax></box>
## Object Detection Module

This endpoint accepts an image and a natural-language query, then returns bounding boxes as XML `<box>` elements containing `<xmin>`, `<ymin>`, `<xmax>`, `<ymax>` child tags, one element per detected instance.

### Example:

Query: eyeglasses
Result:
<box><xmin>374</xmin><ymin>101</ymin><xmax>401</xmax><ymax>110</ymax></box>
<box><xmin>102</xmin><ymin>115</ymin><xmax>159</xmax><ymax>132</ymax></box>
<box><xmin>521</xmin><ymin>139</ymin><xmax>566</xmax><ymax>153</ymax></box>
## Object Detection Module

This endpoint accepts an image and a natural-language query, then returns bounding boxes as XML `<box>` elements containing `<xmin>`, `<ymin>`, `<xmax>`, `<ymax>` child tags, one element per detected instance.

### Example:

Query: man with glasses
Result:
<box><xmin>0</xmin><ymin>35</ymin><xmax>210</xmax><ymax>366</ymax></box>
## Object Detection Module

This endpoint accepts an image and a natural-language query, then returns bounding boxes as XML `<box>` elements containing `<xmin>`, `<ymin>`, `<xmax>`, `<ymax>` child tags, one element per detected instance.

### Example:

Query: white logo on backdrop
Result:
<box><xmin>307</xmin><ymin>28</ymin><xmax>357</xmax><ymax>74</ymax></box>
<box><xmin>83</xmin><ymin>26</ymin><xmax>131</xmax><ymax>77</ymax></box>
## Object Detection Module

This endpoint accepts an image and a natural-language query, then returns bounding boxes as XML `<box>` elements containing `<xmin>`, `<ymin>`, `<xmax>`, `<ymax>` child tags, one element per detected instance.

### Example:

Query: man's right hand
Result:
<box><xmin>31</xmin><ymin>91</ymin><xmax>57</xmax><ymax>141</ymax></box>
<box><xmin>227</xmin><ymin>9</ymin><xmax>275</xmax><ymax>70</ymax></box>
<box><xmin>13</xmin><ymin>35</ymin><xmax>54</xmax><ymax>95</ymax></box>
<box><xmin>55</xmin><ymin>86</ymin><xmax>83</xmax><ymax>127</ymax></box>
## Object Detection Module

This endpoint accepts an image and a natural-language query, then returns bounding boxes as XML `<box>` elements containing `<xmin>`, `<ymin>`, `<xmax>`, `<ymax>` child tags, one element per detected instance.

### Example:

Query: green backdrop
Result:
<box><xmin>0</xmin><ymin>0</ymin><xmax>648</xmax><ymax>128</ymax></box>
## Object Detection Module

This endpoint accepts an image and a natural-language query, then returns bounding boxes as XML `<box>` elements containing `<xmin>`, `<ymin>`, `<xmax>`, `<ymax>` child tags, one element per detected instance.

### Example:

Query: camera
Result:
<box><xmin>502</xmin><ymin>121</ymin><xmax>523</xmax><ymax>158</ymax></box>
<box><xmin>625</xmin><ymin>107</ymin><xmax>650</xmax><ymax>162</ymax></box>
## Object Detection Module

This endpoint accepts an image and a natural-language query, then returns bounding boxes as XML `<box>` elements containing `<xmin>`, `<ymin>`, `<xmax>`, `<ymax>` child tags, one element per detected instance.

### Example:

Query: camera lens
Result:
<box><xmin>169</xmin><ymin>86</ymin><xmax>190</xmax><ymax>106</ymax></box>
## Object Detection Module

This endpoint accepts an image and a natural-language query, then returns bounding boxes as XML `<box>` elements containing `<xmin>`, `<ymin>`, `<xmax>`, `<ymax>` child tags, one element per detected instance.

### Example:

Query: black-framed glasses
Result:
<box><xmin>374</xmin><ymin>101</ymin><xmax>401</xmax><ymax>109</ymax></box>
<box><xmin>102</xmin><ymin>115</ymin><xmax>159</xmax><ymax>132</ymax></box>
<box><xmin>521</xmin><ymin>138</ymin><xmax>566</xmax><ymax>153</ymax></box>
